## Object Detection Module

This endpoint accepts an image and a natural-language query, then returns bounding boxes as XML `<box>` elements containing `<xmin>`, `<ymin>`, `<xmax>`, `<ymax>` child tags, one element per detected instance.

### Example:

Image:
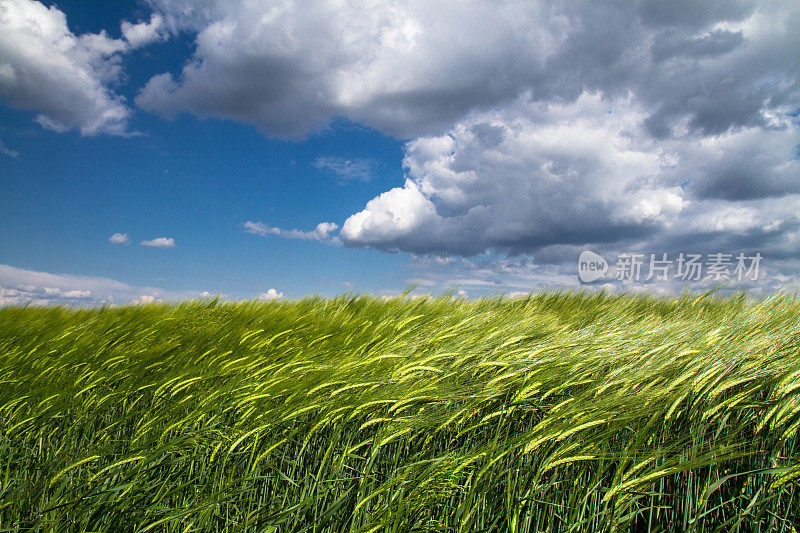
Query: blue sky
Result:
<box><xmin>1</xmin><ymin>103</ymin><xmax>407</xmax><ymax>300</ymax></box>
<box><xmin>1</xmin><ymin>0</ymin><xmax>799</xmax><ymax>305</ymax></box>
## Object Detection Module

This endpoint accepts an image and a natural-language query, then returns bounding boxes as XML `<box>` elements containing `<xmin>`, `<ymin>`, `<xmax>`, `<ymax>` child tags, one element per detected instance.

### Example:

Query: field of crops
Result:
<box><xmin>1</xmin><ymin>291</ymin><xmax>799</xmax><ymax>531</ymax></box>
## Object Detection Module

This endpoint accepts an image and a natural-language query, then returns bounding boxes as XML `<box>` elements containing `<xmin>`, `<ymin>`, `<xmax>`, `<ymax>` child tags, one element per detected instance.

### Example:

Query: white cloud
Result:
<box><xmin>244</xmin><ymin>221</ymin><xmax>338</xmax><ymax>242</ymax></box>
<box><xmin>62</xmin><ymin>289</ymin><xmax>91</xmax><ymax>298</ymax></box>
<box><xmin>341</xmin><ymin>92</ymin><xmax>690</xmax><ymax>255</ymax></box>
<box><xmin>121</xmin><ymin>14</ymin><xmax>167</xmax><ymax>48</ymax></box>
<box><xmin>132</xmin><ymin>294</ymin><xmax>162</xmax><ymax>305</ymax></box>
<box><xmin>340</xmin><ymin>89</ymin><xmax>800</xmax><ymax>261</ymax></box>
<box><xmin>506</xmin><ymin>291</ymin><xmax>531</xmax><ymax>299</ymax></box>
<box><xmin>0</xmin><ymin>0</ymin><xmax>129</xmax><ymax>134</ymax></box>
<box><xmin>313</xmin><ymin>222</ymin><xmax>339</xmax><ymax>241</ymax></box>
<box><xmin>0</xmin><ymin>0</ymin><xmax>169</xmax><ymax>135</ymax></box>
<box><xmin>313</xmin><ymin>157</ymin><xmax>375</xmax><ymax>184</ymax></box>
<box><xmin>0</xmin><ymin>137</ymin><xmax>18</xmax><ymax>157</ymax></box>
<box><xmin>0</xmin><ymin>263</ymin><xmax>195</xmax><ymax>306</ymax></box>
<box><xmin>340</xmin><ymin>181</ymin><xmax>436</xmax><ymax>248</ymax></box>
<box><xmin>138</xmin><ymin>0</ymin><xmax>798</xmax><ymax>140</ymax></box>
<box><xmin>109</xmin><ymin>232</ymin><xmax>130</xmax><ymax>245</ymax></box>
<box><xmin>258</xmin><ymin>288</ymin><xmax>283</xmax><ymax>301</ymax></box>
<box><xmin>136</xmin><ymin>0</ymin><xmax>567</xmax><ymax>137</ymax></box>
<box><xmin>140</xmin><ymin>237</ymin><xmax>175</xmax><ymax>248</ymax></box>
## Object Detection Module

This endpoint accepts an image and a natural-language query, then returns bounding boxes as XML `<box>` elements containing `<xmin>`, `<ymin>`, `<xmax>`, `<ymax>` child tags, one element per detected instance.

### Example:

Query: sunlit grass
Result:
<box><xmin>1</xmin><ymin>290</ymin><xmax>799</xmax><ymax>531</ymax></box>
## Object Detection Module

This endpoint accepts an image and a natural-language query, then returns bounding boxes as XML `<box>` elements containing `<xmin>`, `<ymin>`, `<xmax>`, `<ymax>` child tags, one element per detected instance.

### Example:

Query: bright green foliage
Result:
<box><xmin>1</xmin><ymin>290</ymin><xmax>799</xmax><ymax>531</ymax></box>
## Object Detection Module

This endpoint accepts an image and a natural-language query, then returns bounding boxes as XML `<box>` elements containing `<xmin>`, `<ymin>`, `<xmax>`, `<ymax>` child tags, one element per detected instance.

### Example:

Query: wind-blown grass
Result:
<box><xmin>1</xmin><ymin>290</ymin><xmax>799</xmax><ymax>531</ymax></box>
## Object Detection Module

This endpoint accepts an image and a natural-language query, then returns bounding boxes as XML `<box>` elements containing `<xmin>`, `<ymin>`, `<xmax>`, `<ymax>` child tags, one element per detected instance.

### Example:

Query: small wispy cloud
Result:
<box><xmin>313</xmin><ymin>157</ymin><xmax>374</xmax><ymax>184</ymax></box>
<box><xmin>62</xmin><ymin>289</ymin><xmax>92</xmax><ymax>298</ymax></box>
<box><xmin>0</xmin><ymin>264</ymin><xmax>266</xmax><ymax>308</ymax></box>
<box><xmin>0</xmin><ymin>138</ymin><xmax>18</xmax><ymax>158</ymax></box>
<box><xmin>109</xmin><ymin>232</ymin><xmax>130</xmax><ymax>245</ymax></box>
<box><xmin>141</xmin><ymin>237</ymin><xmax>175</xmax><ymax>248</ymax></box>
<box><xmin>132</xmin><ymin>294</ymin><xmax>163</xmax><ymax>305</ymax></box>
<box><xmin>0</xmin><ymin>263</ymin><xmax>190</xmax><ymax>307</ymax></box>
<box><xmin>244</xmin><ymin>221</ymin><xmax>338</xmax><ymax>242</ymax></box>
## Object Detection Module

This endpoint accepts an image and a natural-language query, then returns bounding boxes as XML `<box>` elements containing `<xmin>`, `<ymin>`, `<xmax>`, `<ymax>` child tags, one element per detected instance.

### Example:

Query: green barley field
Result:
<box><xmin>1</xmin><ymin>291</ymin><xmax>799</xmax><ymax>531</ymax></box>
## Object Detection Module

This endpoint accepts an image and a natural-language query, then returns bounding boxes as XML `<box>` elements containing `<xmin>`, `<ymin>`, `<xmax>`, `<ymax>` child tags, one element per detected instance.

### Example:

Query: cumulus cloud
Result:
<box><xmin>244</xmin><ymin>221</ymin><xmax>339</xmax><ymax>242</ymax></box>
<box><xmin>342</xmin><ymin>92</ymin><xmax>693</xmax><ymax>255</ymax></box>
<box><xmin>332</xmin><ymin>0</ymin><xmax>800</xmax><ymax>266</ymax></box>
<box><xmin>258</xmin><ymin>288</ymin><xmax>283</xmax><ymax>301</ymax></box>
<box><xmin>109</xmin><ymin>232</ymin><xmax>130</xmax><ymax>245</ymax></box>
<box><xmin>140</xmin><ymin>237</ymin><xmax>175</xmax><ymax>248</ymax></box>
<box><xmin>138</xmin><ymin>0</ymin><xmax>798</xmax><ymax>139</ymax></box>
<box><xmin>136</xmin><ymin>0</ymin><xmax>566</xmax><ymax>136</ymax></box>
<box><xmin>0</xmin><ymin>0</ymin><xmax>167</xmax><ymax>135</ymax></box>
<box><xmin>341</xmin><ymin>90</ymin><xmax>800</xmax><ymax>258</ymax></box>
<box><xmin>120</xmin><ymin>13</ymin><xmax>168</xmax><ymax>48</ymax></box>
<box><xmin>313</xmin><ymin>157</ymin><xmax>375</xmax><ymax>184</ymax></box>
